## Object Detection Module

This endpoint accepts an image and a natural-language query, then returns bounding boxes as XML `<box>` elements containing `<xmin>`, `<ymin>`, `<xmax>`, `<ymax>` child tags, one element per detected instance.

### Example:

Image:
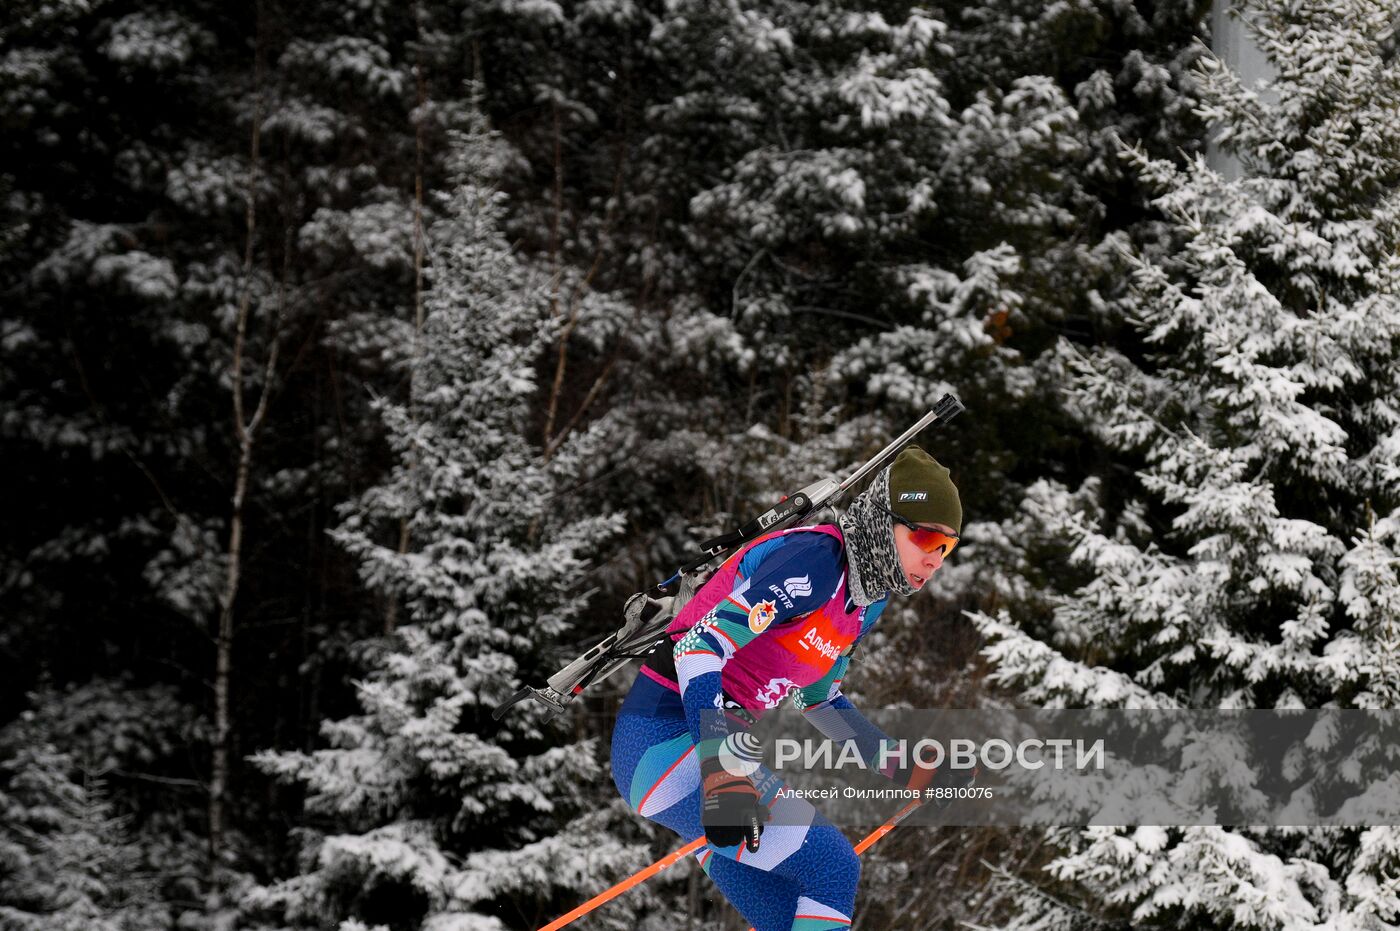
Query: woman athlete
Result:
<box><xmin>610</xmin><ymin>446</ymin><xmax>962</xmax><ymax>930</ymax></box>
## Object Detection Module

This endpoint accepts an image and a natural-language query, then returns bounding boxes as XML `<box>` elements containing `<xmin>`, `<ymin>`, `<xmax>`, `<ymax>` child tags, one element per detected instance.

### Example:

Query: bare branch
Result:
<box><xmin>110</xmin><ymin>769</ymin><xmax>206</xmax><ymax>790</ymax></box>
<box><xmin>544</xmin><ymin>350</ymin><xmax>618</xmax><ymax>460</ymax></box>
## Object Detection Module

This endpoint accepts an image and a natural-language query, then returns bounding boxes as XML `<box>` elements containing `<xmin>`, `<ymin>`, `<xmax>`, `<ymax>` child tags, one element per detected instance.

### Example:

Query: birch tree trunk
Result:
<box><xmin>210</xmin><ymin>3</ymin><xmax>279</xmax><ymax>879</ymax></box>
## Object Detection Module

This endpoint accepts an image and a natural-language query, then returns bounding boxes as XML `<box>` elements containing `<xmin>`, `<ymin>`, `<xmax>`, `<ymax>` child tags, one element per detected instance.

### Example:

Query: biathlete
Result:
<box><xmin>610</xmin><ymin>446</ymin><xmax>963</xmax><ymax>931</ymax></box>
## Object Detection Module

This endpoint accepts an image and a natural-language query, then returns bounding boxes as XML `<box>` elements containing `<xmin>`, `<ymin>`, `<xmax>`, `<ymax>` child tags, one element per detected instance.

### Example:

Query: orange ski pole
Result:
<box><xmin>537</xmin><ymin>836</ymin><xmax>706</xmax><ymax>931</ymax></box>
<box><xmin>855</xmin><ymin>798</ymin><xmax>923</xmax><ymax>854</ymax></box>
<box><xmin>538</xmin><ymin>801</ymin><xmax>924</xmax><ymax>931</ymax></box>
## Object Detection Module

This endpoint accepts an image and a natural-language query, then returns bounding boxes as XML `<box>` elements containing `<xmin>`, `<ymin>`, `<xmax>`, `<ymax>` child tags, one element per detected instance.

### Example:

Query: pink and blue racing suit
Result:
<box><xmin>610</xmin><ymin>524</ymin><xmax>896</xmax><ymax>931</ymax></box>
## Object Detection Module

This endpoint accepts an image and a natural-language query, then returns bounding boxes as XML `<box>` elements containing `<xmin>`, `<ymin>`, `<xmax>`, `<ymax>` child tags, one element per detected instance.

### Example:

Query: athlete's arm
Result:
<box><xmin>792</xmin><ymin>597</ymin><xmax>953</xmax><ymax>790</ymax></box>
<box><xmin>672</xmin><ymin>605</ymin><xmax>760</xmax><ymax>752</ymax></box>
<box><xmin>793</xmin><ymin>656</ymin><xmax>913</xmax><ymax>784</ymax></box>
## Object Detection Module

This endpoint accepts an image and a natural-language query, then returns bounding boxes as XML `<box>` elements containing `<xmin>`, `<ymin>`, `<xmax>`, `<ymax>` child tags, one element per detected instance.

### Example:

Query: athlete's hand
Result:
<box><xmin>928</xmin><ymin>764</ymin><xmax>978</xmax><ymax>809</ymax></box>
<box><xmin>893</xmin><ymin>759</ymin><xmax>977</xmax><ymax>809</ymax></box>
<box><xmin>700</xmin><ymin>757</ymin><xmax>769</xmax><ymax>852</ymax></box>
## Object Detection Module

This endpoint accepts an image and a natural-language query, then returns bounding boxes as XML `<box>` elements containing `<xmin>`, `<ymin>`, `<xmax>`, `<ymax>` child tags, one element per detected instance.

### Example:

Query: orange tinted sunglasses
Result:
<box><xmin>879</xmin><ymin>504</ymin><xmax>960</xmax><ymax>557</ymax></box>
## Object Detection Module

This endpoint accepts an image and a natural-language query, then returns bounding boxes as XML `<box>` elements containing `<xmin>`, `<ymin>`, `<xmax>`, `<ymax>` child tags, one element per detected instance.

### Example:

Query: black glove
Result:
<box><xmin>890</xmin><ymin>758</ymin><xmax>977</xmax><ymax>809</ymax></box>
<box><xmin>928</xmin><ymin>763</ymin><xmax>977</xmax><ymax>809</ymax></box>
<box><xmin>700</xmin><ymin>756</ymin><xmax>769</xmax><ymax>852</ymax></box>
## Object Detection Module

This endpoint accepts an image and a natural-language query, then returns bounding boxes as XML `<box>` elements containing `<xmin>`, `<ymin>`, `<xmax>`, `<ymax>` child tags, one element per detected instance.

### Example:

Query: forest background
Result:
<box><xmin>5</xmin><ymin>0</ymin><xmax>1400</xmax><ymax>929</ymax></box>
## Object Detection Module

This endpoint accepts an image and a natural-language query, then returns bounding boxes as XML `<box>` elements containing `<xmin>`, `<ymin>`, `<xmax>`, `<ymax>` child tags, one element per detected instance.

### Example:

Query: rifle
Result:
<box><xmin>492</xmin><ymin>394</ymin><xmax>964</xmax><ymax>720</ymax></box>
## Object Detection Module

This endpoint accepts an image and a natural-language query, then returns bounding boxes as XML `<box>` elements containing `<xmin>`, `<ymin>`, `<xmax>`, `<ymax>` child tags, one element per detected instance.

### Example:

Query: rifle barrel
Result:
<box><xmin>837</xmin><ymin>393</ymin><xmax>963</xmax><ymax>494</ymax></box>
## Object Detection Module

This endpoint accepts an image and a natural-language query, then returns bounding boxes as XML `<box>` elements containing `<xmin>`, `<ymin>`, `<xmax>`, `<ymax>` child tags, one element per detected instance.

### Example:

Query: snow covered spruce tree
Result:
<box><xmin>0</xmin><ymin>742</ymin><xmax>156</xmax><ymax>931</ymax></box>
<box><xmin>0</xmin><ymin>681</ymin><xmax>204</xmax><ymax>931</ymax></box>
<box><xmin>3</xmin><ymin>0</ymin><xmax>466</xmax><ymax>891</ymax></box>
<box><xmin>976</xmin><ymin>0</ymin><xmax>1400</xmax><ymax>926</ymax></box>
<box><xmin>247</xmin><ymin>106</ymin><xmax>642</xmax><ymax>931</ymax></box>
<box><xmin>637</xmin><ymin>0</ymin><xmax>1204</xmax><ymax>498</ymax></box>
<box><xmin>610</xmin><ymin>5</ymin><xmax>1202</xmax><ymax>926</ymax></box>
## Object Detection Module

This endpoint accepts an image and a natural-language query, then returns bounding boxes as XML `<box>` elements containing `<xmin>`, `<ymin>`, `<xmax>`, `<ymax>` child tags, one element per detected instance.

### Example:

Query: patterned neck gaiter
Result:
<box><xmin>838</xmin><ymin>467</ymin><xmax>915</xmax><ymax>607</ymax></box>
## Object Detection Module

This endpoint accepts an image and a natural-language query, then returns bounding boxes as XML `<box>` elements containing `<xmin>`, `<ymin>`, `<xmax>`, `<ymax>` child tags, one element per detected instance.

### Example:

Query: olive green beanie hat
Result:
<box><xmin>888</xmin><ymin>446</ymin><xmax>962</xmax><ymax>533</ymax></box>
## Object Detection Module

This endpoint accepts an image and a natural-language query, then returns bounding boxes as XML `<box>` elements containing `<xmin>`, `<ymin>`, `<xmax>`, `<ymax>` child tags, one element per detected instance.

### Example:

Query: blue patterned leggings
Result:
<box><xmin>610</xmin><ymin>675</ymin><xmax>860</xmax><ymax>930</ymax></box>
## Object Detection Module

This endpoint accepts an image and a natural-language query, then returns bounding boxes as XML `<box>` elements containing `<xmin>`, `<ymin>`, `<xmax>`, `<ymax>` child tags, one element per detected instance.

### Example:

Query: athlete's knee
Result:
<box><xmin>822</xmin><ymin>836</ymin><xmax>859</xmax><ymax>889</ymax></box>
<box><xmin>833</xmin><ymin>840</ymin><xmax>859</xmax><ymax>888</ymax></box>
<box><xmin>784</xmin><ymin>845</ymin><xmax>859</xmax><ymax>931</ymax></box>
<box><xmin>801</xmin><ymin>827</ymin><xmax>859</xmax><ymax>906</ymax></box>
<box><xmin>609</xmin><ymin>762</ymin><xmax>627</xmax><ymax>804</ymax></box>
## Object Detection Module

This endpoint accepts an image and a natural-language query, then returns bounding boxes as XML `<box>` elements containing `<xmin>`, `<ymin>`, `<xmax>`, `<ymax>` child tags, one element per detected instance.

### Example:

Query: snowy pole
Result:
<box><xmin>536</xmin><ymin>802</ymin><xmax>924</xmax><ymax>931</ymax></box>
